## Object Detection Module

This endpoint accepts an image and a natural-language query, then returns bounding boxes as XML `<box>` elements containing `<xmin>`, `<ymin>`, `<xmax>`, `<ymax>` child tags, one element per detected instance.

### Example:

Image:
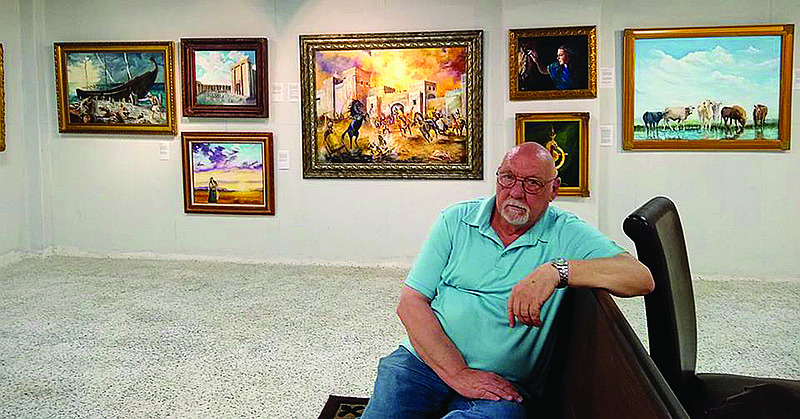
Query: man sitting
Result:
<box><xmin>361</xmin><ymin>142</ymin><xmax>654</xmax><ymax>418</ymax></box>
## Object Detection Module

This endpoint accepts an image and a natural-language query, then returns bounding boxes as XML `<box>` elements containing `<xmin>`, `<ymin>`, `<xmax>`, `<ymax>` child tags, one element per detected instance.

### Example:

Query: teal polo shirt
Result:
<box><xmin>401</xmin><ymin>197</ymin><xmax>624</xmax><ymax>394</ymax></box>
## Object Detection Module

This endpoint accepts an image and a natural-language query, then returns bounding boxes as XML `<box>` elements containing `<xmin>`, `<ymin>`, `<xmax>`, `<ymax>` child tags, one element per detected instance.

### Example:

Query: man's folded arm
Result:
<box><xmin>566</xmin><ymin>253</ymin><xmax>654</xmax><ymax>297</ymax></box>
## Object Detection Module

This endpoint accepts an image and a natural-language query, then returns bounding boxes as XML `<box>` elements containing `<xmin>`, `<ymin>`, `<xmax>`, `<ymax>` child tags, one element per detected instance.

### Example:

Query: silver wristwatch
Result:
<box><xmin>551</xmin><ymin>258</ymin><xmax>570</xmax><ymax>288</ymax></box>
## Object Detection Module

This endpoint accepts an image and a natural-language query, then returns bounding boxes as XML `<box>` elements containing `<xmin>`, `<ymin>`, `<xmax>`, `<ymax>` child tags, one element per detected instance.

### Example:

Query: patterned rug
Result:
<box><xmin>318</xmin><ymin>395</ymin><xmax>369</xmax><ymax>419</ymax></box>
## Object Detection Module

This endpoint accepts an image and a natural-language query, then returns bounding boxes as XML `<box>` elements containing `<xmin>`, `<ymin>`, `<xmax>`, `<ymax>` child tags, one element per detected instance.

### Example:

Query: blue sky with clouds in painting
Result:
<box><xmin>634</xmin><ymin>36</ymin><xmax>781</xmax><ymax>122</ymax></box>
<box><xmin>192</xmin><ymin>142</ymin><xmax>264</xmax><ymax>172</ymax></box>
<box><xmin>194</xmin><ymin>50</ymin><xmax>256</xmax><ymax>85</ymax></box>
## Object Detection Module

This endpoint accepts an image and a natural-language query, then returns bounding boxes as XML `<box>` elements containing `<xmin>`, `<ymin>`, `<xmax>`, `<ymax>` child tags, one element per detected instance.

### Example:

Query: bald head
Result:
<box><xmin>500</xmin><ymin>142</ymin><xmax>557</xmax><ymax>178</ymax></box>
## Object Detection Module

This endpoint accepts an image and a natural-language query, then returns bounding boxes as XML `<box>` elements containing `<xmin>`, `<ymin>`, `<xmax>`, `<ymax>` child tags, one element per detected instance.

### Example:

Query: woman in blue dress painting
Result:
<box><xmin>208</xmin><ymin>177</ymin><xmax>219</xmax><ymax>204</ymax></box>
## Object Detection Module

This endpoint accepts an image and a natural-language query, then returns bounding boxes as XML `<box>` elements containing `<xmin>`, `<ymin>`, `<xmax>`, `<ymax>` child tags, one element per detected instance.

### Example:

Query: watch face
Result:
<box><xmin>552</xmin><ymin>259</ymin><xmax>569</xmax><ymax>288</ymax></box>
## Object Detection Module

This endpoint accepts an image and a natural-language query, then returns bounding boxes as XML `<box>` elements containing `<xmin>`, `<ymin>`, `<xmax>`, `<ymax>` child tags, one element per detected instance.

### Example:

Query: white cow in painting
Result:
<box><xmin>697</xmin><ymin>100</ymin><xmax>714</xmax><ymax>131</ymax></box>
<box><xmin>663</xmin><ymin>106</ymin><xmax>695</xmax><ymax>131</ymax></box>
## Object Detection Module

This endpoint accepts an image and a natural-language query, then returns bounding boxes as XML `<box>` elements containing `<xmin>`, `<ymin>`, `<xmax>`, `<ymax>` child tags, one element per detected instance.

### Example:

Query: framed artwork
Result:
<box><xmin>623</xmin><ymin>25</ymin><xmax>794</xmax><ymax>151</ymax></box>
<box><xmin>181</xmin><ymin>38</ymin><xmax>269</xmax><ymax>118</ymax></box>
<box><xmin>0</xmin><ymin>43</ymin><xmax>5</xmax><ymax>152</ymax></box>
<box><xmin>509</xmin><ymin>26</ymin><xmax>597</xmax><ymax>100</ymax></box>
<box><xmin>515</xmin><ymin>112</ymin><xmax>589</xmax><ymax>197</ymax></box>
<box><xmin>181</xmin><ymin>132</ymin><xmax>275</xmax><ymax>215</ymax></box>
<box><xmin>54</xmin><ymin>41</ymin><xmax>177</xmax><ymax>135</ymax></box>
<box><xmin>299</xmin><ymin>30</ymin><xmax>483</xmax><ymax>179</ymax></box>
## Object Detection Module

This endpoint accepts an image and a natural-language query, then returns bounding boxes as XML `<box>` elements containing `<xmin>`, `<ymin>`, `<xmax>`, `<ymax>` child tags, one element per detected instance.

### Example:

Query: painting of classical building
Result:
<box><xmin>194</xmin><ymin>50</ymin><xmax>257</xmax><ymax>106</ymax></box>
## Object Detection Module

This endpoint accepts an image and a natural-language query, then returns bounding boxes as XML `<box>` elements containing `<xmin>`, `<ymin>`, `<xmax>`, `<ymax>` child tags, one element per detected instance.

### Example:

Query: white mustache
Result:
<box><xmin>504</xmin><ymin>198</ymin><xmax>530</xmax><ymax>212</ymax></box>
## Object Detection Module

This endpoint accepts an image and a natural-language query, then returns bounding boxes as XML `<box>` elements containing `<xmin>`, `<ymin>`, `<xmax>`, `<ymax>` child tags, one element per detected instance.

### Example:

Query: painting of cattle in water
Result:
<box><xmin>181</xmin><ymin>38</ymin><xmax>268</xmax><ymax>118</ymax></box>
<box><xmin>54</xmin><ymin>42</ymin><xmax>176</xmax><ymax>135</ymax></box>
<box><xmin>181</xmin><ymin>132</ymin><xmax>274</xmax><ymax>215</ymax></box>
<box><xmin>623</xmin><ymin>25</ymin><xmax>794</xmax><ymax>150</ymax></box>
<box><xmin>300</xmin><ymin>30</ymin><xmax>483</xmax><ymax>179</ymax></box>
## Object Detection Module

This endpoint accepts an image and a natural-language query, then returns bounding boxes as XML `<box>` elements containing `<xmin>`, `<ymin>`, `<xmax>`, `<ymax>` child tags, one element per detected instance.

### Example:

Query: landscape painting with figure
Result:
<box><xmin>190</xmin><ymin>141</ymin><xmax>265</xmax><ymax>206</ymax></box>
<box><xmin>181</xmin><ymin>132</ymin><xmax>274</xmax><ymax>215</ymax></box>
<box><xmin>65</xmin><ymin>52</ymin><xmax>166</xmax><ymax>125</ymax></box>
<box><xmin>193</xmin><ymin>50</ymin><xmax>258</xmax><ymax>106</ymax></box>
<box><xmin>624</xmin><ymin>25</ymin><xmax>794</xmax><ymax>150</ymax></box>
<box><xmin>312</xmin><ymin>47</ymin><xmax>468</xmax><ymax>165</ymax></box>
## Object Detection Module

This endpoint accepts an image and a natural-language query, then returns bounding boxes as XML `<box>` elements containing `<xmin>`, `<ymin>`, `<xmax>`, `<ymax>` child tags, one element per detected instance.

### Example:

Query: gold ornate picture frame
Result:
<box><xmin>509</xmin><ymin>26</ymin><xmax>597</xmax><ymax>100</ymax></box>
<box><xmin>299</xmin><ymin>30</ymin><xmax>483</xmax><ymax>179</ymax></box>
<box><xmin>1</xmin><ymin>43</ymin><xmax>5</xmax><ymax>152</ymax></box>
<box><xmin>54</xmin><ymin>41</ymin><xmax>177</xmax><ymax>135</ymax></box>
<box><xmin>623</xmin><ymin>25</ymin><xmax>794</xmax><ymax>151</ymax></box>
<box><xmin>515</xmin><ymin>112</ymin><xmax>590</xmax><ymax>197</ymax></box>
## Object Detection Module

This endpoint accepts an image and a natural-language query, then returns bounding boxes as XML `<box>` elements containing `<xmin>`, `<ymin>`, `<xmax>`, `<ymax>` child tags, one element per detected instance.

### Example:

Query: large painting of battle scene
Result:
<box><xmin>623</xmin><ymin>25</ymin><xmax>794</xmax><ymax>150</ymax></box>
<box><xmin>181</xmin><ymin>132</ymin><xmax>274</xmax><ymax>215</ymax></box>
<box><xmin>300</xmin><ymin>30</ymin><xmax>483</xmax><ymax>179</ymax></box>
<box><xmin>54</xmin><ymin>42</ymin><xmax>176</xmax><ymax>135</ymax></box>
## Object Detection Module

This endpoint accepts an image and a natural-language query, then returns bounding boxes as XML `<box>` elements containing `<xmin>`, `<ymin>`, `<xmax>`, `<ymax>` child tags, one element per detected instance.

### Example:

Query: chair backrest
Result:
<box><xmin>622</xmin><ymin>196</ymin><xmax>698</xmax><ymax>403</ymax></box>
<box><xmin>546</xmin><ymin>288</ymin><xmax>689</xmax><ymax>418</ymax></box>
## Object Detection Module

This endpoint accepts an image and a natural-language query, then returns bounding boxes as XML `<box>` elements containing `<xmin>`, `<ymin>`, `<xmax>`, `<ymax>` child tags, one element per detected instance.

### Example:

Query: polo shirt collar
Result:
<box><xmin>463</xmin><ymin>196</ymin><xmax>552</xmax><ymax>247</ymax></box>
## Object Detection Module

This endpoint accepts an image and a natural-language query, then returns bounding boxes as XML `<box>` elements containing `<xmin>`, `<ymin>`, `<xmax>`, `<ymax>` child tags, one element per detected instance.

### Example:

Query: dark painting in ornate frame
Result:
<box><xmin>181</xmin><ymin>38</ymin><xmax>269</xmax><ymax>118</ymax></box>
<box><xmin>181</xmin><ymin>132</ymin><xmax>275</xmax><ymax>215</ymax></box>
<box><xmin>299</xmin><ymin>30</ymin><xmax>483</xmax><ymax>179</ymax></box>
<box><xmin>54</xmin><ymin>41</ymin><xmax>177</xmax><ymax>135</ymax></box>
<box><xmin>0</xmin><ymin>43</ymin><xmax>5</xmax><ymax>152</ymax></box>
<box><xmin>515</xmin><ymin>112</ymin><xmax>589</xmax><ymax>197</ymax></box>
<box><xmin>623</xmin><ymin>24</ymin><xmax>794</xmax><ymax>151</ymax></box>
<box><xmin>509</xmin><ymin>26</ymin><xmax>597</xmax><ymax>100</ymax></box>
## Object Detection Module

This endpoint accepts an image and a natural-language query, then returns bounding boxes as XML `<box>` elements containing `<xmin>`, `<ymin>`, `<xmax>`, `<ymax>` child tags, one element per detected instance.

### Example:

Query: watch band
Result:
<box><xmin>551</xmin><ymin>258</ymin><xmax>570</xmax><ymax>288</ymax></box>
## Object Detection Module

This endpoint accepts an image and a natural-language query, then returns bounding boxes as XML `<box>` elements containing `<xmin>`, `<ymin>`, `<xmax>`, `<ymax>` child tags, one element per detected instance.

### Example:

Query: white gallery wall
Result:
<box><xmin>0</xmin><ymin>0</ymin><xmax>28</xmax><ymax>259</ymax></box>
<box><xmin>1</xmin><ymin>0</ymin><xmax>798</xmax><ymax>278</ymax></box>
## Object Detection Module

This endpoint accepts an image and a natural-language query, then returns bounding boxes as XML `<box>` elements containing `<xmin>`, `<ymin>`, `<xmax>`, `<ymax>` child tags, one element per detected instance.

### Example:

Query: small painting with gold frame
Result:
<box><xmin>54</xmin><ymin>41</ymin><xmax>177</xmax><ymax>135</ymax></box>
<box><xmin>515</xmin><ymin>112</ymin><xmax>589</xmax><ymax>197</ymax></box>
<box><xmin>509</xmin><ymin>26</ymin><xmax>597</xmax><ymax>100</ymax></box>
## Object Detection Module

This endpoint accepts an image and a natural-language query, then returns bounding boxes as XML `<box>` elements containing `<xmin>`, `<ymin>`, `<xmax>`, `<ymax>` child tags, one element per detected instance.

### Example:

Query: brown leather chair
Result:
<box><xmin>623</xmin><ymin>196</ymin><xmax>800</xmax><ymax>418</ymax></box>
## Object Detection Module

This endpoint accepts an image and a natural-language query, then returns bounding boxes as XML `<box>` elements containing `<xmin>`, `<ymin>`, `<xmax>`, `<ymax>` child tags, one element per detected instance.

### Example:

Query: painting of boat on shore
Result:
<box><xmin>300</xmin><ymin>30</ymin><xmax>483</xmax><ymax>179</ymax></box>
<box><xmin>54</xmin><ymin>42</ymin><xmax>176</xmax><ymax>135</ymax></box>
<box><xmin>181</xmin><ymin>132</ymin><xmax>274</xmax><ymax>215</ymax></box>
<box><xmin>623</xmin><ymin>25</ymin><xmax>794</xmax><ymax>150</ymax></box>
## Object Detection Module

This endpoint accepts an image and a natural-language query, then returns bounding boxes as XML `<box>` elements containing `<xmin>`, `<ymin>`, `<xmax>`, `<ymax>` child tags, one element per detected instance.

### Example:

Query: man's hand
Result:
<box><xmin>507</xmin><ymin>263</ymin><xmax>559</xmax><ymax>327</ymax></box>
<box><xmin>447</xmin><ymin>368</ymin><xmax>523</xmax><ymax>402</ymax></box>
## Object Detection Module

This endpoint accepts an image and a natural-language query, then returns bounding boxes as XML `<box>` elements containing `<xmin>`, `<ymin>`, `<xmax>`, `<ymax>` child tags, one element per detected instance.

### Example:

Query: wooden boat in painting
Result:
<box><xmin>76</xmin><ymin>57</ymin><xmax>158</xmax><ymax>101</ymax></box>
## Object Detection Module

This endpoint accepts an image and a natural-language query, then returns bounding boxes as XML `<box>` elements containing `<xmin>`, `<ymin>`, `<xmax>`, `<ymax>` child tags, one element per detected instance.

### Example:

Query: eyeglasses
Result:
<box><xmin>496</xmin><ymin>170</ymin><xmax>556</xmax><ymax>194</ymax></box>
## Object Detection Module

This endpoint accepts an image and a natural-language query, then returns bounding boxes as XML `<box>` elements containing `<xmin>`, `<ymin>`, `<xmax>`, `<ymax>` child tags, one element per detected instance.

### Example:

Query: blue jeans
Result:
<box><xmin>361</xmin><ymin>347</ymin><xmax>531</xmax><ymax>419</ymax></box>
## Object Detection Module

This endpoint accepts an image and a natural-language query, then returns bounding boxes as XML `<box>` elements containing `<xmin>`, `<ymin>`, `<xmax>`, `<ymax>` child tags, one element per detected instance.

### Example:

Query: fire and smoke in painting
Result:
<box><xmin>313</xmin><ymin>47</ymin><xmax>468</xmax><ymax>164</ymax></box>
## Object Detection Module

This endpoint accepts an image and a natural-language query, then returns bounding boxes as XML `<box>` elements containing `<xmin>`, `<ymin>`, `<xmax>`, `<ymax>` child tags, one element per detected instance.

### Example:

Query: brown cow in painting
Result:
<box><xmin>721</xmin><ymin>105</ymin><xmax>747</xmax><ymax>133</ymax></box>
<box><xmin>753</xmin><ymin>104</ymin><xmax>768</xmax><ymax>128</ymax></box>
